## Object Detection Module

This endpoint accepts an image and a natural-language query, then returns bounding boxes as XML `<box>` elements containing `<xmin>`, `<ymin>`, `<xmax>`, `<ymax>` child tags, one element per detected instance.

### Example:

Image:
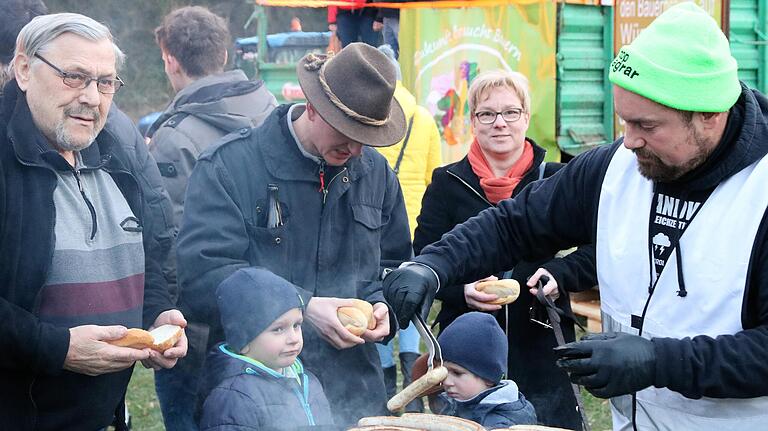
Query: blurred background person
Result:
<box><xmin>0</xmin><ymin>0</ymin><xmax>47</xmax><ymax>89</ymax></box>
<box><xmin>328</xmin><ymin>0</ymin><xmax>380</xmax><ymax>48</ymax></box>
<box><xmin>374</xmin><ymin>45</ymin><xmax>442</xmax><ymax>412</ymax></box>
<box><xmin>148</xmin><ymin>6</ymin><xmax>277</xmax><ymax>431</ymax></box>
<box><xmin>375</xmin><ymin>0</ymin><xmax>411</xmax><ymax>59</ymax></box>
<box><xmin>413</xmin><ymin>70</ymin><xmax>596</xmax><ymax>430</ymax></box>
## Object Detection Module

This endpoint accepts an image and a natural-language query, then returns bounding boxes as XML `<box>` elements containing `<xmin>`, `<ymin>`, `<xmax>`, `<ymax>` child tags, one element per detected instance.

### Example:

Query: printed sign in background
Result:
<box><xmin>399</xmin><ymin>1</ymin><xmax>558</xmax><ymax>163</ymax></box>
<box><xmin>613</xmin><ymin>0</ymin><xmax>725</xmax><ymax>136</ymax></box>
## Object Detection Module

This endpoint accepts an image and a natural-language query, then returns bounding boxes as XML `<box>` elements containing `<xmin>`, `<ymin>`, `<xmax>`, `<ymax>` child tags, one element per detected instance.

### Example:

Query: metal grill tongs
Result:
<box><xmin>412</xmin><ymin>281</ymin><xmax>442</xmax><ymax>371</ymax></box>
<box><xmin>412</xmin><ymin>312</ymin><xmax>442</xmax><ymax>371</ymax></box>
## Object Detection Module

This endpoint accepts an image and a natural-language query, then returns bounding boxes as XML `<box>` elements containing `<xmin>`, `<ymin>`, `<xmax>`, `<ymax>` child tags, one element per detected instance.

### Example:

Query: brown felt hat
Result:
<box><xmin>297</xmin><ymin>42</ymin><xmax>406</xmax><ymax>147</ymax></box>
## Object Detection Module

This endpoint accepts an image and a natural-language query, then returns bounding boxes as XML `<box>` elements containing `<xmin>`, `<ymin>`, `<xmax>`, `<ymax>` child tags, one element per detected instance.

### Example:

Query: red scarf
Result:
<box><xmin>467</xmin><ymin>138</ymin><xmax>534</xmax><ymax>204</ymax></box>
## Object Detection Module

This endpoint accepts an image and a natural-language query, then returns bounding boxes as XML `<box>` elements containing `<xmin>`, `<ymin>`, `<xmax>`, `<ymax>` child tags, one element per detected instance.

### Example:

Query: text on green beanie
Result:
<box><xmin>609</xmin><ymin>2</ymin><xmax>740</xmax><ymax>112</ymax></box>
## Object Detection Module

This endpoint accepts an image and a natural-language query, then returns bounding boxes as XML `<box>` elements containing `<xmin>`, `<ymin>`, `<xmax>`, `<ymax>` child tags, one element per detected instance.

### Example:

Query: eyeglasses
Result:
<box><xmin>474</xmin><ymin>109</ymin><xmax>525</xmax><ymax>124</ymax></box>
<box><xmin>34</xmin><ymin>54</ymin><xmax>124</xmax><ymax>94</ymax></box>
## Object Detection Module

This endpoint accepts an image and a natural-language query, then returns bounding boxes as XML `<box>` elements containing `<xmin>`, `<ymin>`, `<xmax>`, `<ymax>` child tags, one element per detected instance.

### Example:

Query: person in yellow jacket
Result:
<box><xmin>375</xmin><ymin>45</ymin><xmax>442</xmax><ymax>412</ymax></box>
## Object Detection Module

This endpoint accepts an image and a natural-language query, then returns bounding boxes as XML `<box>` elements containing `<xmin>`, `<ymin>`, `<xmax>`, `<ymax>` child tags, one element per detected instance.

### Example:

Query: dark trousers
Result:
<box><xmin>336</xmin><ymin>9</ymin><xmax>380</xmax><ymax>47</ymax></box>
<box><xmin>155</xmin><ymin>366</ymin><xmax>200</xmax><ymax>431</ymax></box>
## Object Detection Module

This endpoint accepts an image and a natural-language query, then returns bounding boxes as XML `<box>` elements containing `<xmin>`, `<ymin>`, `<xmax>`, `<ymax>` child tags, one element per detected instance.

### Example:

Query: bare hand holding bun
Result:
<box><xmin>108</xmin><ymin>324</ymin><xmax>184</xmax><ymax>353</ymax></box>
<box><xmin>475</xmin><ymin>279</ymin><xmax>521</xmax><ymax>305</ymax></box>
<box><xmin>337</xmin><ymin>299</ymin><xmax>376</xmax><ymax>336</ymax></box>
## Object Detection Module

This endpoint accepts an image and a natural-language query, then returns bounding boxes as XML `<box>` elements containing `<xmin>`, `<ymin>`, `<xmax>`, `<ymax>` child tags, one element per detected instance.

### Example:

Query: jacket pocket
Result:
<box><xmin>246</xmin><ymin>223</ymin><xmax>289</xmax><ymax>268</ymax></box>
<box><xmin>351</xmin><ymin>203</ymin><xmax>384</xmax><ymax>230</ymax></box>
<box><xmin>350</xmin><ymin>203</ymin><xmax>383</xmax><ymax>274</ymax></box>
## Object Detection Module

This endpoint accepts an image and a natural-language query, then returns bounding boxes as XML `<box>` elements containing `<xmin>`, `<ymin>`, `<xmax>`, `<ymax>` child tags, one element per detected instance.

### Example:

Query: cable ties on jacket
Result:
<box><xmin>318</xmin><ymin>163</ymin><xmax>325</xmax><ymax>193</ymax></box>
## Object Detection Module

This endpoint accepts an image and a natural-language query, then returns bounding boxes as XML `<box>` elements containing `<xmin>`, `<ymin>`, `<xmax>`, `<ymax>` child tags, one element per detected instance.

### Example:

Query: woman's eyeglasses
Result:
<box><xmin>474</xmin><ymin>109</ymin><xmax>525</xmax><ymax>124</ymax></box>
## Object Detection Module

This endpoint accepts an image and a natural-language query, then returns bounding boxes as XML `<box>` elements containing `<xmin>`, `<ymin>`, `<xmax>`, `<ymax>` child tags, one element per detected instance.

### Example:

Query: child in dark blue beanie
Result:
<box><xmin>198</xmin><ymin>267</ymin><xmax>334</xmax><ymax>430</ymax></box>
<box><xmin>435</xmin><ymin>312</ymin><xmax>537</xmax><ymax>429</ymax></box>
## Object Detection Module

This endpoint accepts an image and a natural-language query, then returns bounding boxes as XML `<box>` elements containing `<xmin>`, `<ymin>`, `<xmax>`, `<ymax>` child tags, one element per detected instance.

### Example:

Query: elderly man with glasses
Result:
<box><xmin>0</xmin><ymin>13</ymin><xmax>186</xmax><ymax>430</ymax></box>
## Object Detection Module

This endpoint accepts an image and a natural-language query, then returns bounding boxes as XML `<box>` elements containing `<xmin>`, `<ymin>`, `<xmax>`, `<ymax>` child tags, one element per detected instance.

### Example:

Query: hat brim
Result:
<box><xmin>297</xmin><ymin>57</ymin><xmax>406</xmax><ymax>148</ymax></box>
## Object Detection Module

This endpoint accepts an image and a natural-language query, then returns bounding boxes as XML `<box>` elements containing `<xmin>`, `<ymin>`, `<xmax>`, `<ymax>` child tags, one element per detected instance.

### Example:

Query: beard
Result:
<box><xmin>54</xmin><ymin>105</ymin><xmax>102</xmax><ymax>152</ymax></box>
<box><xmin>633</xmin><ymin>128</ymin><xmax>714</xmax><ymax>182</ymax></box>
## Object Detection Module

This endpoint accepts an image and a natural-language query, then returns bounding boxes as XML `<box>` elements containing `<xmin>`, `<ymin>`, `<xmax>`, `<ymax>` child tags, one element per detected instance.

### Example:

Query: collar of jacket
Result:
<box><xmin>219</xmin><ymin>343</ymin><xmax>304</xmax><ymax>379</ymax></box>
<box><xmin>446</xmin><ymin>137</ymin><xmax>547</xmax><ymax>200</ymax></box>
<box><xmin>260</xmin><ymin>104</ymin><xmax>373</xmax><ymax>182</ymax></box>
<box><xmin>451</xmin><ymin>380</ymin><xmax>520</xmax><ymax>407</ymax></box>
<box><xmin>6</xmin><ymin>81</ymin><xmax>118</xmax><ymax>171</ymax></box>
<box><xmin>146</xmin><ymin>70</ymin><xmax>263</xmax><ymax>137</ymax></box>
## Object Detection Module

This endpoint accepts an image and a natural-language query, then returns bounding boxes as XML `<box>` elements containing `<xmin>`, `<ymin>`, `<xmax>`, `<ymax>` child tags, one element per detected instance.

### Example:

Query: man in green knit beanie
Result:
<box><xmin>382</xmin><ymin>2</ymin><xmax>768</xmax><ymax>431</ymax></box>
<box><xmin>552</xmin><ymin>3</ymin><xmax>768</xmax><ymax>430</ymax></box>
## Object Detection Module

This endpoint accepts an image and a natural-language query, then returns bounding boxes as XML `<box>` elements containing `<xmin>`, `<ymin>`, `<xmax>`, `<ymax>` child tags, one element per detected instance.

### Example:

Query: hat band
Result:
<box><xmin>305</xmin><ymin>52</ymin><xmax>389</xmax><ymax>127</ymax></box>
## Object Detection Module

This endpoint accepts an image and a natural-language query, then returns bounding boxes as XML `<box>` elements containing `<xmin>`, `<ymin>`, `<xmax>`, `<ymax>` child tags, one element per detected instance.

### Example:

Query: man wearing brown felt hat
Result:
<box><xmin>177</xmin><ymin>42</ymin><xmax>413</xmax><ymax>427</ymax></box>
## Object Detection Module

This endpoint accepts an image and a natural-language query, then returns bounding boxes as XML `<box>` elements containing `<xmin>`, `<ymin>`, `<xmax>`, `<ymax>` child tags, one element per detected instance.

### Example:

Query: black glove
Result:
<box><xmin>554</xmin><ymin>332</ymin><xmax>656</xmax><ymax>399</ymax></box>
<box><xmin>382</xmin><ymin>264</ymin><xmax>438</xmax><ymax>328</ymax></box>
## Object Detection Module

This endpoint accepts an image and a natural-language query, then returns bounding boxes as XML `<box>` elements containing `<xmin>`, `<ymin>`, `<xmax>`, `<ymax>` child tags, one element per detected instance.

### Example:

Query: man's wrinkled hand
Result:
<box><xmin>554</xmin><ymin>332</ymin><xmax>657</xmax><ymax>398</ymax></box>
<box><xmin>362</xmin><ymin>302</ymin><xmax>390</xmax><ymax>342</ymax></box>
<box><xmin>64</xmin><ymin>325</ymin><xmax>150</xmax><ymax>376</ymax></box>
<box><xmin>306</xmin><ymin>297</ymin><xmax>365</xmax><ymax>350</ymax></box>
<box><xmin>382</xmin><ymin>264</ymin><xmax>438</xmax><ymax>328</ymax></box>
<box><xmin>141</xmin><ymin>309</ymin><xmax>188</xmax><ymax>370</ymax></box>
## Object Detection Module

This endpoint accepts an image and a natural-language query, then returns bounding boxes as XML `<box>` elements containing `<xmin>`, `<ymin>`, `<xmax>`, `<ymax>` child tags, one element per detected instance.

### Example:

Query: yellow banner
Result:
<box><xmin>400</xmin><ymin>2</ymin><xmax>559</xmax><ymax>163</ymax></box>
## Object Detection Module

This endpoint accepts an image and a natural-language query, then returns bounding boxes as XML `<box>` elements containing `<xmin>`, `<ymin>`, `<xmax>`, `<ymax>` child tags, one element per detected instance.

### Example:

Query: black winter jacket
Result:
<box><xmin>0</xmin><ymin>80</ymin><xmax>174</xmax><ymax>430</ymax></box>
<box><xmin>414</xmin><ymin>84</ymin><xmax>768</xmax><ymax>401</ymax></box>
<box><xmin>413</xmin><ymin>141</ymin><xmax>595</xmax><ymax>429</ymax></box>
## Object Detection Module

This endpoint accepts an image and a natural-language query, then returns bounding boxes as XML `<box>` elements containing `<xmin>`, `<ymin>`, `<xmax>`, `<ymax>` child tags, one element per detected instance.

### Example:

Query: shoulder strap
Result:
<box><xmin>538</xmin><ymin>162</ymin><xmax>547</xmax><ymax>180</ymax></box>
<box><xmin>393</xmin><ymin>114</ymin><xmax>415</xmax><ymax>176</ymax></box>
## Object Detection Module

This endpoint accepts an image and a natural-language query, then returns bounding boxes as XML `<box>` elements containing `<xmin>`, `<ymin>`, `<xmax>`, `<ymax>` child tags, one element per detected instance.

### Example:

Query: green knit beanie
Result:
<box><xmin>609</xmin><ymin>2</ymin><xmax>740</xmax><ymax>112</ymax></box>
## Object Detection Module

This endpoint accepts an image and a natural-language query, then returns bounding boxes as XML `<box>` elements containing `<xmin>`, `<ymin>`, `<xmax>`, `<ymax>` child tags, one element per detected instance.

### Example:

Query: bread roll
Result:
<box><xmin>338</xmin><ymin>299</ymin><xmax>375</xmax><ymax>335</ymax></box>
<box><xmin>150</xmin><ymin>324</ymin><xmax>185</xmax><ymax>352</ymax></box>
<box><xmin>108</xmin><ymin>328</ymin><xmax>154</xmax><ymax>349</ymax></box>
<box><xmin>108</xmin><ymin>324</ymin><xmax>184</xmax><ymax>352</ymax></box>
<box><xmin>475</xmin><ymin>279</ymin><xmax>521</xmax><ymax>305</ymax></box>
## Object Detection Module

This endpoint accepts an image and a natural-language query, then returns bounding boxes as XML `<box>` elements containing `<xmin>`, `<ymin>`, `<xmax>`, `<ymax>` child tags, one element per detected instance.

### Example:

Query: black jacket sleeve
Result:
<box><xmin>413</xmin><ymin>145</ymin><xmax>612</xmax><ymax>288</ymax></box>
<box><xmin>413</xmin><ymin>168</ymin><xmax>468</xmax><ymax>309</ymax></box>
<box><xmin>540</xmin><ymin>244</ymin><xmax>598</xmax><ymax>293</ymax></box>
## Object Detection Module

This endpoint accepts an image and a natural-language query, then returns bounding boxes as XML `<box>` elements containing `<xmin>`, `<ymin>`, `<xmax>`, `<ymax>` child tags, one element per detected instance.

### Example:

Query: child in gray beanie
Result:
<box><xmin>434</xmin><ymin>312</ymin><xmax>537</xmax><ymax>429</ymax></box>
<box><xmin>198</xmin><ymin>267</ymin><xmax>334</xmax><ymax>430</ymax></box>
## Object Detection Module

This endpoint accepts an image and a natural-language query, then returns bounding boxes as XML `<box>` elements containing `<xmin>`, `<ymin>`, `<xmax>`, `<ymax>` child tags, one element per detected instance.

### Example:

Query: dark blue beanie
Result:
<box><xmin>437</xmin><ymin>312</ymin><xmax>508</xmax><ymax>384</ymax></box>
<box><xmin>216</xmin><ymin>267</ymin><xmax>304</xmax><ymax>352</ymax></box>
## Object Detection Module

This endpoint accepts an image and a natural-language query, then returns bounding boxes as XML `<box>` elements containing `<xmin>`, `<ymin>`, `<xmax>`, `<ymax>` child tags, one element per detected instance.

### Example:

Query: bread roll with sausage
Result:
<box><xmin>108</xmin><ymin>324</ymin><xmax>184</xmax><ymax>353</ymax></box>
<box><xmin>338</xmin><ymin>299</ymin><xmax>375</xmax><ymax>336</ymax></box>
<box><xmin>475</xmin><ymin>279</ymin><xmax>520</xmax><ymax>305</ymax></box>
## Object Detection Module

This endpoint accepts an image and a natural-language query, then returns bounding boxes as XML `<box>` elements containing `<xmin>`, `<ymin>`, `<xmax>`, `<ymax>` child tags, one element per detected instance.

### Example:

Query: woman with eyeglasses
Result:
<box><xmin>414</xmin><ymin>70</ymin><xmax>596</xmax><ymax>430</ymax></box>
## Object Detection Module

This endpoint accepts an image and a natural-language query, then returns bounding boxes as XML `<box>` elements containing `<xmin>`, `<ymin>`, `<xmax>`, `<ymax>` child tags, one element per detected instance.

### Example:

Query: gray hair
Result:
<box><xmin>15</xmin><ymin>13</ymin><xmax>125</xmax><ymax>71</ymax></box>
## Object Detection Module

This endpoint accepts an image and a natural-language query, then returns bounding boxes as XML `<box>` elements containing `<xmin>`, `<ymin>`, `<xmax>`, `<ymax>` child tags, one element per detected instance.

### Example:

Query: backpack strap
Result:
<box><xmin>393</xmin><ymin>114</ymin><xmax>415</xmax><ymax>176</ymax></box>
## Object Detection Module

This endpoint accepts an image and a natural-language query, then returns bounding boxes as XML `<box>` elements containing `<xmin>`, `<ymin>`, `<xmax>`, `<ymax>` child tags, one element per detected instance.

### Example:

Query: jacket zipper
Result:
<box><xmin>318</xmin><ymin>162</ymin><xmax>348</xmax><ymax>205</ymax></box>
<box><xmin>446</xmin><ymin>170</ymin><xmax>493</xmax><ymax>207</ymax></box>
<box><xmin>73</xmin><ymin>168</ymin><xmax>98</xmax><ymax>240</ymax></box>
<box><xmin>314</xmin><ymin>162</ymin><xmax>348</xmax><ymax>294</ymax></box>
